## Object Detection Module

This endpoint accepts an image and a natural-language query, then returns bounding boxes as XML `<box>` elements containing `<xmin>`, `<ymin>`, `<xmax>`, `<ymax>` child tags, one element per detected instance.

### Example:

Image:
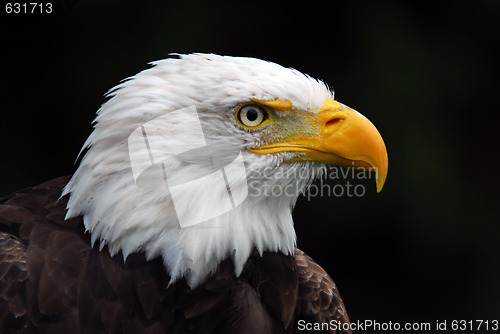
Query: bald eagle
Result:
<box><xmin>0</xmin><ymin>54</ymin><xmax>387</xmax><ymax>333</ymax></box>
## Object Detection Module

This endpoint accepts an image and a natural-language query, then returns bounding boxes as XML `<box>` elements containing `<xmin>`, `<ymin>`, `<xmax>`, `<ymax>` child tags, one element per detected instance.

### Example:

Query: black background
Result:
<box><xmin>1</xmin><ymin>0</ymin><xmax>499</xmax><ymax>332</ymax></box>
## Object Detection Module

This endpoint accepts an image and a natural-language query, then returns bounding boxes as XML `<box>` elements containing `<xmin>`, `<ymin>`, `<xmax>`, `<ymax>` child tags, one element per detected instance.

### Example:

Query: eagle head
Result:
<box><xmin>64</xmin><ymin>54</ymin><xmax>388</xmax><ymax>287</ymax></box>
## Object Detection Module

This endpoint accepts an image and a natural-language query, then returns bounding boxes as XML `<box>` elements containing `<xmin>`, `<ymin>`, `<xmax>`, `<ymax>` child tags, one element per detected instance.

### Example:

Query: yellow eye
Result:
<box><xmin>236</xmin><ymin>104</ymin><xmax>269</xmax><ymax>128</ymax></box>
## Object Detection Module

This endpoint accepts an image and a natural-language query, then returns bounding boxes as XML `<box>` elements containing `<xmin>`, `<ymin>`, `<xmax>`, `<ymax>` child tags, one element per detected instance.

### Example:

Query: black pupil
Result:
<box><xmin>246</xmin><ymin>108</ymin><xmax>259</xmax><ymax>122</ymax></box>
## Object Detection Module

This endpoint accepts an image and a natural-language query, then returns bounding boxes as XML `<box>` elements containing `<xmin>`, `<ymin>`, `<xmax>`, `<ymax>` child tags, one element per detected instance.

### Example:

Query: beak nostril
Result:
<box><xmin>325</xmin><ymin>114</ymin><xmax>346</xmax><ymax>128</ymax></box>
<box><xmin>325</xmin><ymin>118</ymin><xmax>342</xmax><ymax>127</ymax></box>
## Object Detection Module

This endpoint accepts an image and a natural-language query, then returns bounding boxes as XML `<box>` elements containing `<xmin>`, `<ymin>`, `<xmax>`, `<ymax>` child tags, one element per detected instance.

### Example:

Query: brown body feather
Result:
<box><xmin>0</xmin><ymin>177</ymin><xmax>351</xmax><ymax>333</ymax></box>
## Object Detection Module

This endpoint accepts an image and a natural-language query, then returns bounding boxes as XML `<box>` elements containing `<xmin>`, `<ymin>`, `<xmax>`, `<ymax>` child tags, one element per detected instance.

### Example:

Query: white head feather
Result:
<box><xmin>64</xmin><ymin>54</ymin><xmax>334</xmax><ymax>287</ymax></box>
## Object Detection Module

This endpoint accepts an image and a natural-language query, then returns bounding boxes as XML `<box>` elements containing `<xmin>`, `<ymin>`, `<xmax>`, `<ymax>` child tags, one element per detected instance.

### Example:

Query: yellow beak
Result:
<box><xmin>248</xmin><ymin>98</ymin><xmax>388</xmax><ymax>192</ymax></box>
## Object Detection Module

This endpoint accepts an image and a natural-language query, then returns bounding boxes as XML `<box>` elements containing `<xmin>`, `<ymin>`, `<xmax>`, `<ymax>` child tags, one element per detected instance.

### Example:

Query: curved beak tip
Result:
<box><xmin>376</xmin><ymin>163</ymin><xmax>388</xmax><ymax>193</ymax></box>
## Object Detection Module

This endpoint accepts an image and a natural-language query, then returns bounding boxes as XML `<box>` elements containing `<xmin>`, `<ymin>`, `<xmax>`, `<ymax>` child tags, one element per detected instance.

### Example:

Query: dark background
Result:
<box><xmin>1</xmin><ymin>0</ymin><xmax>499</xmax><ymax>332</ymax></box>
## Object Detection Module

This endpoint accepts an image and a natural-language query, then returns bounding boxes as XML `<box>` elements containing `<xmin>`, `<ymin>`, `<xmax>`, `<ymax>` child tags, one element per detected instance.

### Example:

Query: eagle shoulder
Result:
<box><xmin>0</xmin><ymin>176</ymin><xmax>90</xmax><ymax>332</ymax></box>
<box><xmin>294</xmin><ymin>248</ymin><xmax>351</xmax><ymax>334</ymax></box>
<box><xmin>0</xmin><ymin>232</ymin><xmax>28</xmax><ymax>331</ymax></box>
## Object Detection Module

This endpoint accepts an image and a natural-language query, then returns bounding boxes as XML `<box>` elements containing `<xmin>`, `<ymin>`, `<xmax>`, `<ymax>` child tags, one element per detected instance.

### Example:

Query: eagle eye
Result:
<box><xmin>235</xmin><ymin>104</ymin><xmax>269</xmax><ymax>128</ymax></box>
